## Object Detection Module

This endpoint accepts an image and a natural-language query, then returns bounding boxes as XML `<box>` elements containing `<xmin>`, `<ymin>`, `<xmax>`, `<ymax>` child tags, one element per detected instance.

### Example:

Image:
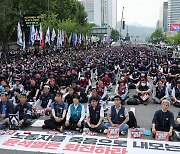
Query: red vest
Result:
<box><xmin>80</xmin><ymin>79</ymin><xmax>88</xmax><ymax>88</ymax></box>
<box><xmin>102</xmin><ymin>77</ymin><xmax>111</xmax><ymax>87</ymax></box>
<box><xmin>96</xmin><ymin>85</ymin><xmax>105</xmax><ymax>97</ymax></box>
<box><xmin>118</xmin><ymin>86</ymin><xmax>126</xmax><ymax>96</ymax></box>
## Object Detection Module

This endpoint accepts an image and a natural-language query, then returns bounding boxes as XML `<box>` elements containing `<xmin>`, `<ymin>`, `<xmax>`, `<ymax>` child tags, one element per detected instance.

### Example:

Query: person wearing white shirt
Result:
<box><xmin>84</xmin><ymin>96</ymin><xmax>104</xmax><ymax>132</ymax></box>
<box><xmin>65</xmin><ymin>94</ymin><xmax>85</xmax><ymax>132</ymax></box>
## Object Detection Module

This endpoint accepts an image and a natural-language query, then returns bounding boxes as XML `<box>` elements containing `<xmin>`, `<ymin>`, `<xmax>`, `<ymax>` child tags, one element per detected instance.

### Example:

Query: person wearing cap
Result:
<box><xmin>136</xmin><ymin>77</ymin><xmax>151</xmax><ymax>105</ymax></box>
<box><xmin>0</xmin><ymin>92</ymin><xmax>14</xmax><ymax>129</ymax></box>
<box><xmin>84</xmin><ymin>96</ymin><xmax>104</xmax><ymax>132</ymax></box>
<box><xmin>104</xmin><ymin>95</ymin><xmax>129</xmax><ymax>135</ymax></box>
<box><xmin>12</xmin><ymin>77</ymin><xmax>24</xmax><ymax>94</ymax></box>
<box><xmin>152</xmin><ymin>80</ymin><xmax>169</xmax><ymax>104</ymax></box>
<box><xmin>33</xmin><ymin>85</ymin><xmax>54</xmax><ymax>112</ymax></box>
<box><xmin>152</xmin><ymin>100</ymin><xmax>174</xmax><ymax>139</ymax></box>
<box><xmin>172</xmin><ymin>80</ymin><xmax>180</xmax><ymax>108</ymax></box>
<box><xmin>65</xmin><ymin>94</ymin><xmax>85</xmax><ymax>132</ymax></box>
<box><xmin>102</xmin><ymin>73</ymin><xmax>111</xmax><ymax>90</ymax></box>
<box><xmin>4</xmin><ymin>85</ymin><xmax>14</xmax><ymax>101</ymax></box>
<box><xmin>42</xmin><ymin>92</ymin><xmax>68</xmax><ymax>132</ymax></box>
<box><xmin>115</xmin><ymin>79</ymin><xmax>128</xmax><ymax>102</ymax></box>
<box><xmin>13</xmin><ymin>94</ymin><xmax>32</xmax><ymax>128</ymax></box>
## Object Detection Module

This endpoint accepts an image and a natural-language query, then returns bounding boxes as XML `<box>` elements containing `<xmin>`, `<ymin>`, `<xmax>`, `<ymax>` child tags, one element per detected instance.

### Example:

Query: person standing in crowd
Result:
<box><xmin>172</xmin><ymin>79</ymin><xmax>180</xmax><ymax>108</ymax></box>
<box><xmin>152</xmin><ymin>80</ymin><xmax>169</xmax><ymax>104</ymax></box>
<box><xmin>104</xmin><ymin>95</ymin><xmax>129</xmax><ymax>135</ymax></box>
<box><xmin>13</xmin><ymin>94</ymin><xmax>32</xmax><ymax>128</ymax></box>
<box><xmin>84</xmin><ymin>97</ymin><xmax>104</xmax><ymax>132</ymax></box>
<box><xmin>152</xmin><ymin>100</ymin><xmax>174</xmax><ymax>140</ymax></box>
<box><xmin>65</xmin><ymin>94</ymin><xmax>85</xmax><ymax>132</ymax></box>
<box><xmin>42</xmin><ymin>92</ymin><xmax>68</xmax><ymax>132</ymax></box>
<box><xmin>0</xmin><ymin>92</ymin><xmax>14</xmax><ymax>129</ymax></box>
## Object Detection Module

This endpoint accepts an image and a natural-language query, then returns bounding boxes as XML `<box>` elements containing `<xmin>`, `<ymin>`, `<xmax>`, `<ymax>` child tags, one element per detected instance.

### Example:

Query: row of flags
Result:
<box><xmin>17</xmin><ymin>22</ymin><xmax>112</xmax><ymax>50</ymax></box>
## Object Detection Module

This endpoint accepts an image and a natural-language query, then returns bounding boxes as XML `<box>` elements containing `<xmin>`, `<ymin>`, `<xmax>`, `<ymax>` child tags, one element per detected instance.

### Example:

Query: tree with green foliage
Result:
<box><xmin>0</xmin><ymin>0</ymin><xmax>21</xmax><ymax>51</ymax></box>
<box><xmin>111</xmin><ymin>29</ymin><xmax>120</xmax><ymax>41</ymax></box>
<box><xmin>150</xmin><ymin>28</ymin><xmax>166</xmax><ymax>44</ymax></box>
<box><xmin>174</xmin><ymin>32</ymin><xmax>180</xmax><ymax>44</ymax></box>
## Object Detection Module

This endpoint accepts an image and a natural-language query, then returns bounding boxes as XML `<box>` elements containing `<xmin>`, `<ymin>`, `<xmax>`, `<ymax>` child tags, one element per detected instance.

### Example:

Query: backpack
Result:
<box><xmin>127</xmin><ymin>98</ymin><xmax>140</xmax><ymax>105</ymax></box>
<box><xmin>127</xmin><ymin>111</ymin><xmax>138</xmax><ymax>128</ymax></box>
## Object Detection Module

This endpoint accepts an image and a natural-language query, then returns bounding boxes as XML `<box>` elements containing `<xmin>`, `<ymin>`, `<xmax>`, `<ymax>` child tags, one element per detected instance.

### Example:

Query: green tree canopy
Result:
<box><xmin>150</xmin><ymin>28</ymin><xmax>166</xmax><ymax>44</ymax></box>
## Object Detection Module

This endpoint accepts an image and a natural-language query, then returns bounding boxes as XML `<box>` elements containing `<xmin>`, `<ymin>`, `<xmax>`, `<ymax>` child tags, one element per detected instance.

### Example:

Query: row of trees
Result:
<box><xmin>150</xmin><ymin>28</ymin><xmax>180</xmax><ymax>44</ymax></box>
<box><xmin>0</xmin><ymin>0</ymin><xmax>95</xmax><ymax>51</ymax></box>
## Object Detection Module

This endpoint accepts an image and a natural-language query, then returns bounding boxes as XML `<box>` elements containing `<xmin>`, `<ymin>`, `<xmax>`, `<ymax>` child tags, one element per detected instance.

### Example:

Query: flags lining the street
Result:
<box><xmin>17</xmin><ymin>23</ymin><xmax>107</xmax><ymax>48</ymax></box>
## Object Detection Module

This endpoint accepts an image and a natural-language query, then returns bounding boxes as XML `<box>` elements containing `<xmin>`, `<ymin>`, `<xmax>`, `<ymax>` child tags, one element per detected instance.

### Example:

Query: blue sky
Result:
<box><xmin>117</xmin><ymin>0</ymin><xmax>168</xmax><ymax>27</ymax></box>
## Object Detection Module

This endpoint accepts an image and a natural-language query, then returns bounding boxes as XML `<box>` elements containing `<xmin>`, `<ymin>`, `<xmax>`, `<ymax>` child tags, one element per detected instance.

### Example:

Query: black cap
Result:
<box><xmin>113</xmin><ymin>95</ymin><xmax>122</xmax><ymax>101</ymax></box>
<box><xmin>90</xmin><ymin>96</ymin><xmax>99</xmax><ymax>102</ymax></box>
<box><xmin>73</xmin><ymin>94</ymin><xmax>80</xmax><ymax>100</ymax></box>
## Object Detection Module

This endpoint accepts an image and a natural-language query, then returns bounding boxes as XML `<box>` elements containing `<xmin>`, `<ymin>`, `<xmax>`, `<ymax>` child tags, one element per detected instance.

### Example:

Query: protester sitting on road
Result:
<box><xmin>102</xmin><ymin>72</ymin><xmax>112</xmax><ymax>91</ymax></box>
<box><xmin>88</xmin><ymin>88</ymin><xmax>101</xmax><ymax>104</ymax></box>
<box><xmin>64</xmin><ymin>88</ymin><xmax>75</xmax><ymax>106</ymax></box>
<box><xmin>115</xmin><ymin>79</ymin><xmax>128</xmax><ymax>103</ymax></box>
<box><xmin>104</xmin><ymin>95</ymin><xmax>129</xmax><ymax>135</ymax></box>
<box><xmin>96</xmin><ymin>79</ymin><xmax>108</xmax><ymax>101</ymax></box>
<box><xmin>84</xmin><ymin>96</ymin><xmax>104</xmax><ymax>132</ymax></box>
<box><xmin>13</xmin><ymin>94</ymin><xmax>32</xmax><ymax>128</ymax></box>
<box><xmin>174</xmin><ymin>111</ymin><xmax>180</xmax><ymax>132</ymax></box>
<box><xmin>42</xmin><ymin>92</ymin><xmax>68</xmax><ymax>132</ymax></box>
<box><xmin>0</xmin><ymin>92</ymin><xmax>14</xmax><ymax>129</ymax></box>
<box><xmin>152</xmin><ymin>99</ymin><xmax>174</xmax><ymax>140</ymax></box>
<box><xmin>26</xmin><ymin>79</ymin><xmax>40</xmax><ymax>102</ymax></box>
<box><xmin>136</xmin><ymin>77</ymin><xmax>151</xmax><ymax>105</ymax></box>
<box><xmin>33</xmin><ymin>85</ymin><xmax>54</xmax><ymax>112</ymax></box>
<box><xmin>152</xmin><ymin>80</ymin><xmax>169</xmax><ymax>104</ymax></box>
<box><xmin>172</xmin><ymin>80</ymin><xmax>180</xmax><ymax>108</ymax></box>
<box><xmin>65</xmin><ymin>94</ymin><xmax>85</xmax><ymax>132</ymax></box>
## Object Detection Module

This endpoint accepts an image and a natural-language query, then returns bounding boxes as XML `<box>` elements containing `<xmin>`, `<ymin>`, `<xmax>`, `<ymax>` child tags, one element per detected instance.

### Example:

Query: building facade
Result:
<box><xmin>80</xmin><ymin>0</ymin><xmax>117</xmax><ymax>29</ymax></box>
<box><xmin>168</xmin><ymin>0</ymin><xmax>180</xmax><ymax>30</ymax></box>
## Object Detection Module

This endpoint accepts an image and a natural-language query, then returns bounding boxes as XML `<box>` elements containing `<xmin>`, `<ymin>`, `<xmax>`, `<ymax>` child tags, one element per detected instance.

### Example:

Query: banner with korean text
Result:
<box><xmin>0</xmin><ymin>130</ymin><xmax>179</xmax><ymax>154</ymax></box>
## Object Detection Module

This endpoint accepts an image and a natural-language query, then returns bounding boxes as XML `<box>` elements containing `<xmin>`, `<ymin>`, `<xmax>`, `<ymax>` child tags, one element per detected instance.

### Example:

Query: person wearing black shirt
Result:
<box><xmin>33</xmin><ymin>85</ymin><xmax>54</xmax><ymax>112</ymax></box>
<box><xmin>49</xmin><ymin>79</ymin><xmax>59</xmax><ymax>97</ymax></box>
<box><xmin>152</xmin><ymin>100</ymin><xmax>174</xmax><ymax>139</ymax></box>
<box><xmin>84</xmin><ymin>96</ymin><xmax>104</xmax><ymax>132</ymax></box>
<box><xmin>43</xmin><ymin>93</ymin><xmax>68</xmax><ymax>132</ymax></box>
<box><xmin>26</xmin><ymin>79</ymin><xmax>40</xmax><ymax>101</ymax></box>
<box><xmin>64</xmin><ymin>88</ymin><xmax>74</xmax><ymax>106</ymax></box>
<box><xmin>14</xmin><ymin>94</ymin><xmax>32</xmax><ymax>128</ymax></box>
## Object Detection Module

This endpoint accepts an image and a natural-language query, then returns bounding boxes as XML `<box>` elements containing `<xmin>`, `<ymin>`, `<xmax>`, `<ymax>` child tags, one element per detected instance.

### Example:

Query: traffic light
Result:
<box><xmin>122</xmin><ymin>21</ymin><xmax>125</xmax><ymax>29</ymax></box>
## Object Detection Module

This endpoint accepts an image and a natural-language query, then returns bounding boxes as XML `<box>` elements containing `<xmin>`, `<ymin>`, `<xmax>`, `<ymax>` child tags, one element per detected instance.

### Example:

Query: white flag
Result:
<box><xmin>39</xmin><ymin>23</ymin><xmax>43</xmax><ymax>41</ymax></box>
<box><xmin>45</xmin><ymin>27</ymin><xmax>50</xmax><ymax>45</ymax></box>
<box><xmin>23</xmin><ymin>32</ymin><xmax>25</xmax><ymax>51</ymax></box>
<box><xmin>30</xmin><ymin>25</ymin><xmax>35</xmax><ymax>45</ymax></box>
<box><xmin>35</xmin><ymin>28</ymin><xmax>40</xmax><ymax>41</ymax></box>
<box><xmin>51</xmin><ymin>28</ymin><xmax>56</xmax><ymax>42</ymax></box>
<box><xmin>17</xmin><ymin>22</ymin><xmax>23</xmax><ymax>46</ymax></box>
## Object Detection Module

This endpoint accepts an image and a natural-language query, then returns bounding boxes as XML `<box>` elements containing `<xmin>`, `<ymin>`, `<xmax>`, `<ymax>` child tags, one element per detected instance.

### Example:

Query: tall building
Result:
<box><xmin>80</xmin><ymin>0</ymin><xmax>117</xmax><ymax>29</ymax></box>
<box><xmin>168</xmin><ymin>0</ymin><xmax>180</xmax><ymax>30</ymax></box>
<box><xmin>159</xmin><ymin>2</ymin><xmax>168</xmax><ymax>32</ymax></box>
<box><xmin>79</xmin><ymin>0</ymin><xmax>94</xmax><ymax>23</ymax></box>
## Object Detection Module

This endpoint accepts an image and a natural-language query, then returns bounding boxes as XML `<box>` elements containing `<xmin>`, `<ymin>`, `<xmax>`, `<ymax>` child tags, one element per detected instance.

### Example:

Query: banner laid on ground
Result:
<box><xmin>0</xmin><ymin>130</ymin><xmax>179</xmax><ymax>154</ymax></box>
